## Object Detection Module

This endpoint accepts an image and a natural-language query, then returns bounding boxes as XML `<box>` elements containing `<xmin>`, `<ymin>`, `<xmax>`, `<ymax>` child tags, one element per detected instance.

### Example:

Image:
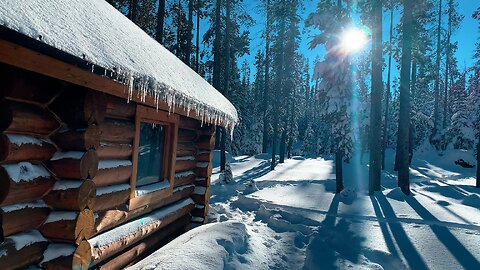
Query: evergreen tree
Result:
<box><xmin>449</xmin><ymin>72</ymin><xmax>474</xmax><ymax>149</ymax></box>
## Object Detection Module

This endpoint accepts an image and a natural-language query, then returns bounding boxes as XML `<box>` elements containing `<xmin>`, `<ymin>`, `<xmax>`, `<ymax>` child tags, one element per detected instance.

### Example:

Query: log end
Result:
<box><xmin>79</xmin><ymin>180</ymin><xmax>97</xmax><ymax>210</ymax></box>
<box><xmin>80</xmin><ymin>149</ymin><xmax>99</xmax><ymax>179</ymax></box>
<box><xmin>75</xmin><ymin>209</ymin><xmax>94</xmax><ymax>244</ymax></box>
<box><xmin>84</xmin><ymin>125</ymin><xmax>101</xmax><ymax>150</ymax></box>
<box><xmin>73</xmin><ymin>240</ymin><xmax>92</xmax><ymax>270</ymax></box>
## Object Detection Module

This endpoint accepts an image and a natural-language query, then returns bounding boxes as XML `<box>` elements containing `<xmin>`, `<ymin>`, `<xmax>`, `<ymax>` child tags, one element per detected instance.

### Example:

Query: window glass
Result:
<box><xmin>136</xmin><ymin>122</ymin><xmax>166</xmax><ymax>187</ymax></box>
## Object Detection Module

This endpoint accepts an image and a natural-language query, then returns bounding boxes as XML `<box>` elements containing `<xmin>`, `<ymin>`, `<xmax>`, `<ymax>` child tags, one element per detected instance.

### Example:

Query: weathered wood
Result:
<box><xmin>174</xmin><ymin>171</ymin><xmax>196</xmax><ymax>188</ymax></box>
<box><xmin>0</xmin><ymin>230</ymin><xmax>48</xmax><ymax>270</ymax></box>
<box><xmin>97</xmin><ymin>142</ymin><xmax>132</xmax><ymax>160</ymax></box>
<box><xmin>0</xmin><ymin>64</ymin><xmax>63</xmax><ymax>105</ymax></box>
<box><xmin>0</xmin><ymin>100</ymin><xmax>61</xmax><ymax>136</ymax></box>
<box><xmin>50</xmin><ymin>88</ymin><xmax>107</xmax><ymax>127</ymax></box>
<box><xmin>191</xmin><ymin>204</ymin><xmax>208</xmax><ymax>219</ymax></box>
<box><xmin>94</xmin><ymin>186</ymin><xmax>194</xmax><ymax>235</ymax></box>
<box><xmin>0</xmin><ymin>134</ymin><xmax>57</xmax><ymax>163</ymax></box>
<box><xmin>105</xmin><ymin>95</ymin><xmax>136</xmax><ymax>120</ymax></box>
<box><xmin>39</xmin><ymin>209</ymin><xmax>94</xmax><ymax>245</ymax></box>
<box><xmin>51</xmin><ymin>125</ymin><xmax>100</xmax><ymax>151</ymax></box>
<box><xmin>41</xmin><ymin>241</ymin><xmax>92</xmax><ymax>270</ymax></box>
<box><xmin>196</xmin><ymin>135</ymin><xmax>215</xmax><ymax>150</ymax></box>
<box><xmin>179</xmin><ymin>116</ymin><xmax>200</xmax><ymax>130</ymax></box>
<box><xmin>178</xmin><ymin>128</ymin><xmax>198</xmax><ymax>142</ymax></box>
<box><xmin>93</xmin><ymin>185</ymin><xmax>130</xmax><ymax>212</ymax></box>
<box><xmin>0</xmin><ymin>162</ymin><xmax>55</xmax><ymax>206</ymax></box>
<box><xmin>93</xmin><ymin>161</ymin><xmax>132</xmax><ymax>187</ymax></box>
<box><xmin>177</xmin><ymin>141</ymin><xmax>197</xmax><ymax>156</ymax></box>
<box><xmin>46</xmin><ymin>149</ymin><xmax>99</xmax><ymax>180</ymax></box>
<box><xmin>196</xmin><ymin>153</ymin><xmax>211</xmax><ymax>162</ymax></box>
<box><xmin>191</xmin><ymin>186</ymin><xmax>210</xmax><ymax>205</ymax></box>
<box><xmin>88</xmin><ymin>199</ymin><xmax>194</xmax><ymax>266</ymax></box>
<box><xmin>97</xmin><ymin>215</ymin><xmax>190</xmax><ymax>270</ymax></box>
<box><xmin>98</xmin><ymin>119</ymin><xmax>135</xmax><ymax>143</ymax></box>
<box><xmin>1</xmin><ymin>202</ymin><xmax>50</xmax><ymax>237</ymax></box>
<box><xmin>175</xmin><ymin>159</ymin><xmax>197</xmax><ymax>172</ymax></box>
<box><xmin>43</xmin><ymin>180</ymin><xmax>96</xmax><ymax>211</ymax></box>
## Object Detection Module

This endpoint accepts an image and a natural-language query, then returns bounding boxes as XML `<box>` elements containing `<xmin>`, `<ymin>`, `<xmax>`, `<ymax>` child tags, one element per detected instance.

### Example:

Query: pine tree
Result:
<box><xmin>302</xmin><ymin>124</ymin><xmax>315</xmax><ymax>156</ymax></box>
<box><xmin>449</xmin><ymin>72</ymin><xmax>474</xmax><ymax>149</ymax></box>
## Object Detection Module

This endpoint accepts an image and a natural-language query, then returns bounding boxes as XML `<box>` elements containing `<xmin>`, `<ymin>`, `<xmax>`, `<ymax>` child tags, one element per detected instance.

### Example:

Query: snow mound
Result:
<box><xmin>128</xmin><ymin>221</ymin><xmax>248</xmax><ymax>270</ymax></box>
<box><xmin>462</xmin><ymin>194</ymin><xmax>480</xmax><ymax>208</ymax></box>
<box><xmin>385</xmin><ymin>188</ymin><xmax>408</xmax><ymax>201</ymax></box>
<box><xmin>339</xmin><ymin>187</ymin><xmax>357</xmax><ymax>204</ymax></box>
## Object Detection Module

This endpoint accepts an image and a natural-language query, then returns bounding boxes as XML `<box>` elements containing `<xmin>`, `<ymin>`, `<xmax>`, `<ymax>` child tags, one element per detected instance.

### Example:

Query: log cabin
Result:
<box><xmin>0</xmin><ymin>1</ymin><xmax>238</xmax><ymax>269</ymax></box>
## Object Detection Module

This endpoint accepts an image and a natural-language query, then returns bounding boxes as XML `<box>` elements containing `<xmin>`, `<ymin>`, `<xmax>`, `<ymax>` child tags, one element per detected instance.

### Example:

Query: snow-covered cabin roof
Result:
<box><xmin>0</xmin><ymin>0</ymin><xmax>238</xmax><ymax>129</ymax></box>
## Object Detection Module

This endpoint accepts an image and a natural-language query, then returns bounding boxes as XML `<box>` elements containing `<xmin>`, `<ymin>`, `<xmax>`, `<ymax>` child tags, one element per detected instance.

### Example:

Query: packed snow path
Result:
<box><xmin>207</xmin><ymin>151</ymin><xmax>480</xmax><ymax>270</ymax></box>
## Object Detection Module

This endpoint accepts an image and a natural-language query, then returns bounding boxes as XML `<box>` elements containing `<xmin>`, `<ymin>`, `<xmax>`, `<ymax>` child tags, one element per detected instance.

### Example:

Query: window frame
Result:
<box><xmin>130</xmin><ymin>105</ymin><xmax>179</xmax><ymax>210</ymax></box>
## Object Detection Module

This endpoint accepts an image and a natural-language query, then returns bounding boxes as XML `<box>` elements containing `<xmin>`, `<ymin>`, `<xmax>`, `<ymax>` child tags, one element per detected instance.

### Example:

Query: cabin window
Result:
<box><xmin>130</xmin><ymin>105</ymin><xmax>179</xmax><ymax>210</ymax></box>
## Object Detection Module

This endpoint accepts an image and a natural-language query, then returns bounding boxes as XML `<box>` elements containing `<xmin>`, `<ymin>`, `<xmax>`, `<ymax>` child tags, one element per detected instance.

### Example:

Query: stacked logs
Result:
<box><xmin>0</xmin><ymin>65</ymin><xmax>61</xmax><ymax>269</ymax></box>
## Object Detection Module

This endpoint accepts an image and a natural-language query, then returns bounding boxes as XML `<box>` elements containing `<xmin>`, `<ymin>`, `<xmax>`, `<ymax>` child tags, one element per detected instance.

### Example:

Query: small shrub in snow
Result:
<box><xmin>219</xmin><ymin>163</ymin><xmax>233</xmax><ymax>184</ymax></box>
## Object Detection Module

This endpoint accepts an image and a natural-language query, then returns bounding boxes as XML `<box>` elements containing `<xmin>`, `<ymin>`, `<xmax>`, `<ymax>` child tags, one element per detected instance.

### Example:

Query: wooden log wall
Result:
<box><xmin>0</xmin><ymin>64</ymin><xmax>217</xmax><ymax>269</ymax></box>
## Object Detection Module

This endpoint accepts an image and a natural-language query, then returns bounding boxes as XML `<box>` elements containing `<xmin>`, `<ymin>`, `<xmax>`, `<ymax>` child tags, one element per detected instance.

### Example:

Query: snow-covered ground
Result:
<box><xmin>131</xmin><ymin>149</ymin><xmax>480</xmax><ymax>270</ymax></box>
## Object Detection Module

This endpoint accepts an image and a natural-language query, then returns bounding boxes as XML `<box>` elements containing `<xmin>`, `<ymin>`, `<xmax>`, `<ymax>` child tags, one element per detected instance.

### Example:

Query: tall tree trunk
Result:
<box><xmin>279</xmin><ymin>127</ymin><xmax>286</xmax><ymax>163</ymax></box>
<box><xmin>335</xmin><ymin>149</ymin><xmax>344</xmax><ymax>193</ymax></box>
<box><xmin>443</xmin><ymin>2</ymin><xmax>452</xmax><ymax>130</ymax></box>
<box><xmin>128</xmin><ymin>0</ymin><xmax>138</xmax><ymax>22</ymax></box>
<box><xmin>397</xmin><ymin>0</ymin><xmax>414</xmax><ymax>195</ymax></box>
<box><xmin>213</xmin><ymin>0</ymin><xmax>222</xmax><ymax>150</ymax></box>
<box><xmin>382</xmin><ymin>0</ymin><xmax>392</xmax><ymax>168</ymax></box>
<box><xmin>221</xmin><ymin>0</ymin><xmax>231</xmax><ymax>172</ymax></box>
<box><xmin>411</xmin><ymin>60</ymin><xmax>417</xmax><ymax>102</ymax></box>
<box><xmin>186</xmin><ymin>0</ymin><xmax>194</xmax><ymax>66</ymax></box>
<box><xmin>262</xmin><ymin>0</ymin><xmax>271</xmax><ymax>154</ymax></box>
<box><xmin>369</xmin><ymin>0</ymin><xmax>383</xmax><ymax>195</ymax></box>
<box><xmin>433</xmin><ymin>0</ymin><xmax>442</xmax><ymax>134</ymax></box>
<box><xmin>156</xmin><ymin>0</ymin><xmax>166</xmax><ymax>43</ymax></box>
<box><xmin>195</xmin><ymin>0</ymin><xmax>201</xmax><ymax>72</ymax></box>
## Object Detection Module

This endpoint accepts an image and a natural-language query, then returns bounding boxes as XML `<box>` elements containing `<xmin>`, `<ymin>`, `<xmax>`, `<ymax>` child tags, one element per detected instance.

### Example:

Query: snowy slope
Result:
<box><xmin>0</xmin><ymin>0</ymin><xmax>237</xmax><ymax>128</ymax></box>
<box><xmin>132</xmin><ymin>150</ymin><xmax>480</xmax><ymax>269</ymax></box>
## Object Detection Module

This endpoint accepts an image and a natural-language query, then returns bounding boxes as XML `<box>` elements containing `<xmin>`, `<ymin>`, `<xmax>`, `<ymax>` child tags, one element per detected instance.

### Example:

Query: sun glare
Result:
<box><xmin>340</xmin><ymin>28</ymin><xmax>369</xmax><ymax>53</ymax></box>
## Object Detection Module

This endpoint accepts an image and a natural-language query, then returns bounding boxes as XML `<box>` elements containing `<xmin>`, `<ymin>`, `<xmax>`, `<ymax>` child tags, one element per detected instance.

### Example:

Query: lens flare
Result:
<box><xmin>340</xmin><ymin>28</ymin><xmax>369</xmax><ymax>53</ymax></box>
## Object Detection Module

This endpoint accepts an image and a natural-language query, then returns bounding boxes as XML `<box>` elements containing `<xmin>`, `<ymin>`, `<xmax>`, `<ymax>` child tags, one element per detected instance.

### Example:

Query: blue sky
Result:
<box><xmin>235</xmin><ymin>0</ymin><xmax>479</xmax><ymax>84</ymax></box>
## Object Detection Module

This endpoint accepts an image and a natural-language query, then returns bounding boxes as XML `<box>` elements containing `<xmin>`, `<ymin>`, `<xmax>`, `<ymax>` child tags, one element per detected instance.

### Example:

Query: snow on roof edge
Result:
<box><xmin>0</xmin><ymin>0</ymin><xmax>238</xmax><ymax>129</ymax></box>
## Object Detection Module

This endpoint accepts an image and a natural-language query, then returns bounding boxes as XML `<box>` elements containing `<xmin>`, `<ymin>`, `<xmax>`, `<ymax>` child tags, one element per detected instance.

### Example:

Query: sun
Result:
<box><xmin>340</xmin><ymin>28</ymin><xmax>369</xmax><ymax>53</ymax></box>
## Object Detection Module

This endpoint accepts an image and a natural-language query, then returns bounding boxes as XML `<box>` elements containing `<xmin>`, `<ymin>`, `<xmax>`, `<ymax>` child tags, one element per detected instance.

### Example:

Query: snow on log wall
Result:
<box><xmin>0</xmin><ymin>64</ymin><xmax>216</xmax><ymax>269</ymax></box>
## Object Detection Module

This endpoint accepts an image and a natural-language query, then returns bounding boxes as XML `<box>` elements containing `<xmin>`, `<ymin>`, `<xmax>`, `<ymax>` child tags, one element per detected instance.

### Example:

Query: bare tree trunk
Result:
<box><xmin>221</xmin><ymin>0</ymin><xmax>231</xmax><ymax>172</ymax></box>
<box><xmin>195</xmin><ymin>1</ymin><xmax>201</xmax><ymax>72</ymax></box>
<box><xmin>262</xmin><ymin>0</ymin><xmax>271</xmax><ymax>154</ymax></box>
<box><xmin>213</xmin><ymin>0</ymin><xmax>222</xmax><ymax>150</ymax></box>
<box><xmin>279</xmin><ymin>126</ymin><xmax>286</xmax><ymax>163</ymax></box>
<box><xmin>382</xmin><ymin>0</ymin><xmax>394</xmax><ymax>170</ymax></box>
<box><xmin>128</xmin><ymin>0</ymin><xmax>138</xmax><ymax>22</ymax></box>
<box><xmin>369</xmin><ymin>0</ymin><xmax>383</xmax><ymax>195</ymax></box>
<box><xmin>397</xmin><ymin>0</ymin><xmax>414</xmax><ymax>195</ymax></box>
<box><xmin>335</xmin><ymin>149</ymin><xmax>344</xmax><ymax>193</ymax></box>
<box><xmin>443</xmin><ymin>2</ymin><xmax>452</xmax><ymax>130</ymax></box>
<box><xmin>155</xmin><ymin>0</ymin><xmax>166</xmax><ymax>43</ymax></box>
<box><xmin>433</xmin><ymin>0</ymin><xmax>442</xmax><ymax>134</ymax></box>
<box><xmin>186</xmin><ymin>0</ymin><xmax>194</xmax><ymax>66</ymax></box>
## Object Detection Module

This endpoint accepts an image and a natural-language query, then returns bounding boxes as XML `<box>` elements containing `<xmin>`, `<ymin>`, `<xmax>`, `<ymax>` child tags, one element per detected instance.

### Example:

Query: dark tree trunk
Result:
<box><xmin>128</xmin><ymin>0</ymin><xmax>138</xmax><ymax>22</ymax></box>
<box><xmin>335</xmin><ymin>149</ymin><xmax>344</xmax><ymax>193</ymax></box>
<box><xmin>411</xmin><ymin>60</ymin><xmax>417</xmax><ymax>102</ymax></box>
<box><xmin>212</xmin><ymin>0</ymin><xmax>222</xmax><ymax>150</ymax></box>
<box><xmin>262</xmin><ymin>0</ymin><xmax>271</xmax><ymax>154</ymax></box>
<box><xmin>382</xmin><ymin>1</ymin><xmax>394</xmax><ymax>170</ymax></box>
<box><xmin>186</xmin><ymin>0</ymin><xmax>194</xmax><ymax>66</ymax></box>
<box><xmin>279</xmin><ymin>127</ymin><xmax>286</xmax><ymax>163</ymax></box>
<box><xmin>369</xmin><ymin>0</ymin><xmax>383</xmax><ymax>195</ymax></box>
<box><xmin>397</xmin><ymin>0</ymin><xmax>414</xmax><ymax>195</ymax></box>
<box><xmin>433</xmin><ymin>0</ymin><xmax>442</xmax><ymax>134</ymax></box>
<box><xmin>195</xmin><ymin>1</ymin><xmax>201</xmax><ymax>72</ymax></box>
<box><xmin>443</xmin><ymin>2</ymin><xmax>452</xmax><ymax>130</ymax></box>
<box><xmin>156</xmin><ymin>0</ymin><xmax>166</xmax><ymax>43</ymax></box>
<box><xmin>221</xmin><ymin>0</ymin><xmax>231</xmax><ymax>171</ymax></box>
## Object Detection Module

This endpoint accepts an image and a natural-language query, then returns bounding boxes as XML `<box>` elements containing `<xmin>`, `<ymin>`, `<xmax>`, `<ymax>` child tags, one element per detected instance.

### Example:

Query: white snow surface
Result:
<box><xmin>0</xmin><ymin>0</ymin><xmax>237</xmax><ymax>129</ymax></box>
<box><xmin>1</xmin><ymin>200</ymin><xmax>48</xmax><ymax>213</ymax></box>
<box><xmin>176</xmin><ymin>156</ymin><xmax>195</xmax><ymax>161</ymax></box>
<box><xmin>135</xmin><ymin>181</ymin><xmax>170</xmax><ymax>196</ymax></box>
<box><xmin>196</xmin><ymin>162</ymin><xmax>209</xmax><ymax>168</ymax></box>
<box><xmin>88</xmin><ymin>198</ymin><xmax>193</xmax><ymax>250</ymax></box>
<box><xmin>5</xmin><ymin>134</ymin><xmax>49</xmax><ymax>146</ymax></box>
<box><xmin>98</xmin><ymin>160</ymin><xmax>132</xmax><ymax>170</ymax></box>
<box><xmin>174</xmin><ymin>170</ymin><xmax>195</xmax><ymax>178</ymax></box>
<box><xmin>1</xmin><ymin>162</ymin><xmax>50</xmax><ymax>182</ymax></box>
<box><xmin>45</xmin><ymin>211</ymin><xmax>77</xmax><ymax>223</ymax></box>
<box><xmin>173</xmin><ymin>184</ymin><xmax>195</xmax><ymax>193</ymax></box>
<box><xmin>193</xmin><ymin>186</ymin><xmax>207</xmax><ymax>195</ymax></box>
<box><xmin>50</xmin><ymin>151</ymin><xmax>84</xmax><ymax>161</ymax></box>
<box><xmin>97</xmin><ymin>184</ymin><xmax>130</xmax><ymax>196</ymax></box>
<box><xmin>131</xmin><ymin>149</ymin><xmax>480</xmax><ymax>270</ymax></box>
<box><xmin>41</xmin><ymin>244</ymin><xmax>75</xmax><ymax>263</ymax></box>
<box><xmin>5</xmin><ymin>230</ymin><xmax>47</xmax><ymax>251</ymax></box>
<box><xmin>52</xmin><ymin>180</ymin><xmax>83</xmax><ymax>190</ymax></box>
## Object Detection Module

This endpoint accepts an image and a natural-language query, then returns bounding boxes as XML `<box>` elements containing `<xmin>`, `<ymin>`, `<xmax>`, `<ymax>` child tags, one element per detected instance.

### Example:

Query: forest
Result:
<box><xmin>106</xmin><ymin>0</ymin><xmax>480</xmax><ymax>195</ymax></box>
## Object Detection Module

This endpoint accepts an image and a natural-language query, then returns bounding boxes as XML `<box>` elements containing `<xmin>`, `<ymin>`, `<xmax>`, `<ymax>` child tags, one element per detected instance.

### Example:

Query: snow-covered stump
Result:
<box><xmin>0</xmin><ymin>162</ymin><xmax>55</xmax><ymax>206</ymax></box>
<box><xmin>87</xmin><ymin>198</ymin><xmax>194</xmax><ymax>267</ymax></box>
<box><xmin>39</xmin><ymin>210</ymin><xmax>95</xmax><ymax>245</ymax></box>
<box><xmin>50</xmin><ymin>126</ymin><xmax>101</xmax><ymax>151</ymax></box>
<box><xmin>93</xmin><ymin>160</ymin><xmax>132</xmax><ymax>187</ymax></box>
<box><xmin>0</xmin><ymin>134</ymin><xmax>57</xmax><ymax>163</ymax></box>
<box><xmin>97</xmin><ymin>142</ymin><xmax>133</xmax><ymax>160</ymax></box>
<box><xmin>43</xmin><ymin>180</ymin><xmax>96</xmax><ymax>211</ymax></box>
<box><xmin>0</xmin><ymin>230</ymin><xmax>48</xmax><ymax>270</ymax></box>
<box><xmin>49</xmin><ymin>89</ymin><xmax>107</xmax><ymax>128</ymax></box>
<box><xmin>94</xmin><ymin>184</ymin><xmax>195</xmax><ymax>236</ymax></box>
<box><xmin>1</xmin><ymin>201</ymin><xmax>50</xmax><ymax>237</ymax></box>
<box><xmin>96</xmin><ymin>215</ymin><xmax>191</xmax><ymax>270</ymax></box>
<box><xmin>40</xmin><ymin>241</ymin><xmax>92</xmax><ymax>270</ymax></box>
<box><xmin>92</xmin><ymin>184</ymin><xmax>130</xmax><ymax>212</ymax></box>
<box><xmin>46</xmin><ymin>150</ymin><xmax>99</xmax><ymax>180</ymax></box>
<box><xmin>0</xmin><ymin>100</ymin><xmax>61</xmax><ymax>136</ymax></box>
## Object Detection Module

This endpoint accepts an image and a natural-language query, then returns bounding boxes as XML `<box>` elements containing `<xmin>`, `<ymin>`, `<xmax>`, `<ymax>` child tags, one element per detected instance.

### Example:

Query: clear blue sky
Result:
<box><xmin>236</xmin><ymin>0</ymin><xmax>479</xmax><ymax>85</ymax></box>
